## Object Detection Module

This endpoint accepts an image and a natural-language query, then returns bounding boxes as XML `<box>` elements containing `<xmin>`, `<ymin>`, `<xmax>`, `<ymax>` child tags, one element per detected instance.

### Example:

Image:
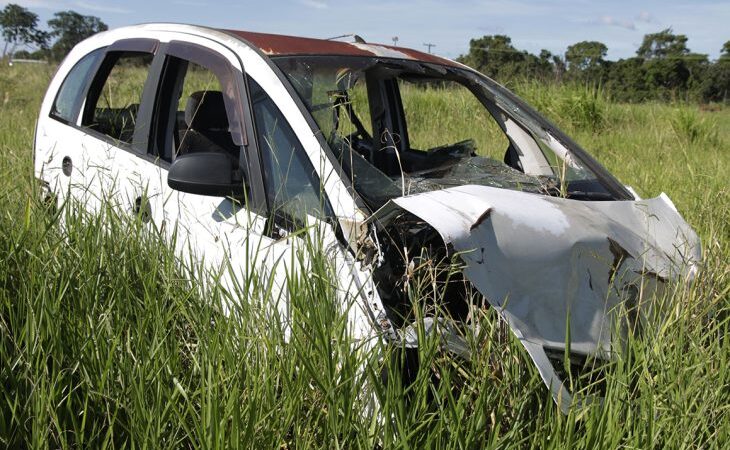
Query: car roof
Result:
<box><xmin>221</xmin><ymin>28</ymin><xmax>461</xmax><ymax>68</ymax></box>
<box><xmin>90</xmin><ymin>24</ymin><xmax>463</xmax><ymax>69</ymax></box>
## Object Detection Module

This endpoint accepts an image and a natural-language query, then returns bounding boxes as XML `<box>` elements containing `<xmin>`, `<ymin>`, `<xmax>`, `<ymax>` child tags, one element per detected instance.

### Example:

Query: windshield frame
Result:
<box><xmin>270</xmin><ymin>54</ymin><xmax>634</xmax><ymax>212</ymax></box>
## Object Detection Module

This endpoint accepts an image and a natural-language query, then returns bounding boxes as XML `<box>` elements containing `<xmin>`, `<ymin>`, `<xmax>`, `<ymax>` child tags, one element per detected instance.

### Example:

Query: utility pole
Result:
<box><xmin>423</xmin><ymin>42</ymin><xmax>436</xmax><ymax>54</ymax></box>
<box><xmin>392</xmin><ymin>36</ymin><xmax>398</xmax><ymax>46</ymax></box>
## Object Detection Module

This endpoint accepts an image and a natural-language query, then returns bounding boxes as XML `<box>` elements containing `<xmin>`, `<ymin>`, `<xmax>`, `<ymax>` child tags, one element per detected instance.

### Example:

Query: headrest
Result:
<box><xmin>184</xmin><ymin>91</ymin><xmax>229</xmax><ymax>131</ymax></box>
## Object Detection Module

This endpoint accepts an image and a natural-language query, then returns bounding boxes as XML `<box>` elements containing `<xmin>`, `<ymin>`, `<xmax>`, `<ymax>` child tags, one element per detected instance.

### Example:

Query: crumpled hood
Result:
<box><xmin>371</xmin><ymin>184</ymin><xmax>701</xmax><ymax>411</ymax></box>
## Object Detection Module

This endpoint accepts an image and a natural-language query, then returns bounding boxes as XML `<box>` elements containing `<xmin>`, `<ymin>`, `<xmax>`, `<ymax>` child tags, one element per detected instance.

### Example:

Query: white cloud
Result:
<box><xmin>74</xmin><ymin>1</ymin><xmax>131</xmax><ymax>14</ymax></box>
<box><xmin>298</xmin><ymin>0</ymin><xmax>327</xmax><ymax>9</ymax></box>
<box><xmin>636</xmin><ymin>11</ymin><xmax>654</xmax><ymax>23</ymax></box>
<box><xmin>477</xmin><ymin>24</ymin><xmax>506</xmax><ymax>34</ymax></box>
<box><xmin>597</xmin><ymin>15</ymin><xmax>636</xmax><ymax>30</ymax></box>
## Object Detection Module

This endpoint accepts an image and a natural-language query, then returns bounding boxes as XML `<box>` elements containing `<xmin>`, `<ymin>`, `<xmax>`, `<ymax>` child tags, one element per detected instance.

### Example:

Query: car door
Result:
<box><xmin>245</xmin><ymin>76</ymin><xmax>381</xmax><ymax>340</ymax></box>
<box><xmin>35</xmin><ymin>47</ymin><xmax>106</xmax><ymax>206</ymax></box>
<box><xmin>74</xmin><ymin>38</ymin><xmax>162</xmax><ymax>219</ymax></box>
<box><xmin>149</xmin><ymin>38</ymin><xmax>377</xmax><ymax>338</ymax></box>
<box><xmin>142</xmin><ymin>38</ymin><xmax>298</xmax><ymax>320</ymax></box>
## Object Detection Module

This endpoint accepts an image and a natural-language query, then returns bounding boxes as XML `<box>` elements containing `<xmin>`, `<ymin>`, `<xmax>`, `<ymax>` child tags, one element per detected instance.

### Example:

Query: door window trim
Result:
<box><xmin>79</xmin><ymin>38</ymin><xmax>163</xmax><ymax>155</ymax></box>
<box><xmin>247</xmin><ymin>76</ymin><xmax>335</xmax><ymax>232</ymax></box>
<box><xmin>151</xmin><ymin>41</ymin><xmax>268</xmax><ymax>214</ymax></box>
<box><xmin>49</xmin><ymin>47</ymin><xmax>106</xmax><ymax>125</ymax></box>
<box><xmin>165</xmin><ymin>40</ymin><xmax>248</xmax><ymax>147</ymax></box>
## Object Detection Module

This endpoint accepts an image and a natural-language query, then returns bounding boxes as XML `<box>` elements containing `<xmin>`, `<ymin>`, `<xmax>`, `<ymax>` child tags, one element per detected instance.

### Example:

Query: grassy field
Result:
<box><xmin>1</xmin><ymin>62</ymin><xmax>728</xmax><ymax>449</ymax></box>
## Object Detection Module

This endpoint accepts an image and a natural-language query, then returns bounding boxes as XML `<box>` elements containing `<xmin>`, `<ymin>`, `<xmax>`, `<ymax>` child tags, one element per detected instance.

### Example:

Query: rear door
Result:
<box><xmin>34</xmin><ymin>38</ymin><xmax>162</xmax><ymax>218</ymax></box>
<box><xmin>35</xmin><ymin>47</ymin><xmax>105</xmax><ymax>206</ymax></box>
<box><xmin>75</xmin><ymin>39</ymin><xmax>161</xmax><ymax>218</ymax></box>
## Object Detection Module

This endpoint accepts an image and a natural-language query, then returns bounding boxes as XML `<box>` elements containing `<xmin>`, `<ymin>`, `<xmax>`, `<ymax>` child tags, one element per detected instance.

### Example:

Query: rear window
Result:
<box><xmin>51</xmin><ymin>48</ymin><xmax>105</xmax><ymax>123</ymax></box>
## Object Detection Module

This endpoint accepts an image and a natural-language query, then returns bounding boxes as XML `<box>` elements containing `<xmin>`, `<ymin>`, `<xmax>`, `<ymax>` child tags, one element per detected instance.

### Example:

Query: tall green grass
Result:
<box><xmin>1</xmin><ymin>63</ymin><xmax>728</xmax><ymax>448</ymax></box>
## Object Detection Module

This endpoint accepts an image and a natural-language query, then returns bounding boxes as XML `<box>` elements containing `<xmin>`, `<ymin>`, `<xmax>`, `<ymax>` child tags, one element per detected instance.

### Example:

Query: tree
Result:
<box><xmin>644</xmin><ymin>58</ymin><xmax>691</xmax><ymax>99</ymax></box>
<box><xmin>635</xmin><ymin>29</ymin><xmax>710</xmax><ymax>100</ymax></box>
<box><xmin>721</xmin><ymin>40</ymin><xmax>730</xmax><ymax>61</ymax></box>
<box><xmin>0</xmin><ymin>3</ymin><xmax>48</xmax><ymax>58</ymax></box>
<box><xmin>459</xmin><ymin>35</ymin><xmax>520</xmax><ymax>78</ymax></box>
<box><xmin>552</xmin><ymin>54</ymin><xmax>566</xmax><ymax>82</ymax></box>
<box><xmin>457</xmin><ymin>35</ymin><xmax>552</xmax><ymax>83</ymax></box>
<box><xmin>605</xmin><ymin>58</ymin><xmax>649</xmax><ymax>102</ymax></box>
<box><xmin>636</xmin><ymin>28</ymin><xmax>689</xmax><ymax>60</ymax></box>
<box><xmin>48</xmin><ymin>11</ymin><xmax>107</xmax><ymax>60</ymax></box>
<box><xmin>538</xmin><ymin>49</ymin><xmax>558</xmax><ymax>80</ymax></box>
<box><xmin>699</xmin><ymin>62</ymin><xmax>730</xmax><ymax>102</ymax></box>
<box><xmin>565</xmin><ymin>41</ymin><xmax>607</xmax><ymax>71</ymax></box>
<box><xmin>564</xmin><ymin>41</ymin><xmax>608</xmax><ymax>85</ymax></box>
<box><xmin>700</xmin><ymin>42</ymin><xmax>730</xmax><ymax>102</ymax></box>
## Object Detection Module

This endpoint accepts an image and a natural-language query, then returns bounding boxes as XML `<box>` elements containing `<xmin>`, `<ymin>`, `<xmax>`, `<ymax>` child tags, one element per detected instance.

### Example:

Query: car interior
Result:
<box><xmin>273</xmin><ymin>56</ymin><xmax>620</xmax><ymax>206</ymax></box>
<box><xmin>83</xmin><ymin>51</ymin><xmax>154</xmax><ymax>145</ymax></box>
<box><xmin>177</xmin><ymin>90</ymin><xmax>238</xmax><ymax>157</ymax></box>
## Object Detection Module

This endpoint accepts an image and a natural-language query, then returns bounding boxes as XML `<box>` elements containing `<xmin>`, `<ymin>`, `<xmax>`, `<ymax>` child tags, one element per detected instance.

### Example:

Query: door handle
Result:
<box><xmin>133</xmin><ymin>196</ymin><xmax>152</xmax><ymax>223</ymax></box>
<box><xmin>62</xmin><ymin>156</ymin><xmax>72</xmax><ymax>176</ymax></box>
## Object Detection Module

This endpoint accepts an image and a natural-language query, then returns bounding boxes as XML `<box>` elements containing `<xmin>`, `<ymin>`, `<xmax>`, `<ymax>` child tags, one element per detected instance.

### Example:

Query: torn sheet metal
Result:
<box><xmin>371</xmin><ymin>184</ymin><xmax>701</xmax><ymax>411</ymax></box>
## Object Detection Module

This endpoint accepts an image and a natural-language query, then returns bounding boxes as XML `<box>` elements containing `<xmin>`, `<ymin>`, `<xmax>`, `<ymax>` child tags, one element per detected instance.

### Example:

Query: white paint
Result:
<box><xmin>503</xmin><ymin>118</ymin><xmax>554</xmax><ymax>176</ymax></box>
<box><xmin>372</xmin><ymin>184</ymin><xmax>701</xmax><ymax>412</ymax></box>
<box><xmin>35</xmin><ymin>23</ymin><xmax>702</xmax><ymax>416</ymax></box>
<box><xmin>350</xmin><ymin>42</ymin><xmax>412</xmax><ymax>59</ymax></box>
<box><xmin>34</xmin><ymin>24</ymin><xmax>384</xmax><ymax>349</ymax></box>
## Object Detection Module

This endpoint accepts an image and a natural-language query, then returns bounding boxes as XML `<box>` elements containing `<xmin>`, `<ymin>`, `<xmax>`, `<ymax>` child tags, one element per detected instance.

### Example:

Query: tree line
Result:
<box><xmin>0</xmin><ymin>4</ymin><xmax>107</xmax><ymax>63</ymax></box>
<box><xmin>2</xmin><ymin>3</ymin><xmax>728</xmax><ymax>103</ymax></box>
<box><xmin>458</xmin><ymin>31</ymin><xmax>729</xmax><ymax>103</ymax></box>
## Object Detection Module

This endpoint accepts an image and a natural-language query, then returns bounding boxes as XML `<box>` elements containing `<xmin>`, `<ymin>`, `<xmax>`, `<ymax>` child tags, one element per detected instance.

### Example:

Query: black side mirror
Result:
<box><xmin>168</xmin><ymin>152</ymin><xmax>244</xmax><ymax>197</ymax></box>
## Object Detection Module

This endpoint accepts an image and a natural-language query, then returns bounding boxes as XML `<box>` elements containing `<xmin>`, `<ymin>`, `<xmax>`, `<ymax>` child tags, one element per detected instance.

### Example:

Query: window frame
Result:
<box><xmin>151</xmin><ymin>40</ymin><xmax>269</xmax><ymax>213</ymax></box>
<box><xmin>151</xmin><ymin>41</ymin><xmax>249</xmax><ymax>163</ymax></box>
<box><xmin>78</xmin><ymin>38</ymin><xmax>162</xmax><ymax>155</ymax></box>
<box><xmin>247</xmin><ymin>76</ymin><xmax>335</xmax><ymax>232</ymax></box>
<box><xmin>49</xmin><ymin>47</ymin><xmax>106</xmax><ymax>125</ymax></box>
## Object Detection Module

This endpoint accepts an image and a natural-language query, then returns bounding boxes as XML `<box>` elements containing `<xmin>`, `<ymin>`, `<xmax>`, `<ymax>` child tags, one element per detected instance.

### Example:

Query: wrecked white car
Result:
<box><xmin>34</xmin><ymin>24</ymin><xmax>701</xmax><ymax>411</ymax></box>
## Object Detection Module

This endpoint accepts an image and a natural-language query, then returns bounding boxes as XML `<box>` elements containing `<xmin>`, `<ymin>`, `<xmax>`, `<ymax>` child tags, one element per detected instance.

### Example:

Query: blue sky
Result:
<box><xmin>3</xmin><ymin>0</ymin><xmax>729</xmax><ymax>60</ymax></box>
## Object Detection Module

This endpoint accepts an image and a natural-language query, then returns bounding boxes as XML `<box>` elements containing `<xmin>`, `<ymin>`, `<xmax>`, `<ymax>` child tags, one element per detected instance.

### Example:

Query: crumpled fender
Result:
<box><xmin>370</xmin><ymin>185</ymin><xmax>701</xmax><ymax>412</ymax></box>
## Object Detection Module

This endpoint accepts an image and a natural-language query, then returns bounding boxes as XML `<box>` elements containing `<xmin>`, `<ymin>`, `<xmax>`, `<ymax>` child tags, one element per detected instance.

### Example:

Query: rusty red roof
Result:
<box><xmin>222</xmin><ymin>29</ymin><xmax>460</xmax><ymax>67</ymax></box>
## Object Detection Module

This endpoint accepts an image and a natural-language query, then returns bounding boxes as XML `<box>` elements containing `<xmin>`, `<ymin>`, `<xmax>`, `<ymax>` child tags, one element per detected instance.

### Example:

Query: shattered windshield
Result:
<box><xmin>273</xmin><ymin>56</ymin><xmax>630</xmax><ymax>210</ymax></box>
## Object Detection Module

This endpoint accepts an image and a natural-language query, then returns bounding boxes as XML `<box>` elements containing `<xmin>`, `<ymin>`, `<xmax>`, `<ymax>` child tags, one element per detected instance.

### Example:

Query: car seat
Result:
<box><xmin>178</xmin><ymin>90</ymin><xmax>238</xmax><ymax>158</ymax></box>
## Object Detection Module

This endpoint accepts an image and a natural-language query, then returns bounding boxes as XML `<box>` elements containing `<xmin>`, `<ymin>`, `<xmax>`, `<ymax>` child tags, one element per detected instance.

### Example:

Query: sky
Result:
<box><xmin>2</xmin><ymin>0</ymin><xmax>729</xmax><ymax>60</ymax></box>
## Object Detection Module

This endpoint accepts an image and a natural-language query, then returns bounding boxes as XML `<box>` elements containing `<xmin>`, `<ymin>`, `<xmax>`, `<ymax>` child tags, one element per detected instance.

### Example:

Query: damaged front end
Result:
<box><xmin>271</xmin><ymin>53</ymin><xmax>701</xmax><ymax>411</ymax></box>
<box><xmin>367</xmin><ymin>185</ymin><xmax>701</xmax><ymax>412</ymax></box>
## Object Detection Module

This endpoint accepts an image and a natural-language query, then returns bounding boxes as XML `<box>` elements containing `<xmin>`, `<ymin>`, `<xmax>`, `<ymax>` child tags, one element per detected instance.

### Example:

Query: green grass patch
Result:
<box><xmin>1</xmin><ymin>63</ymin><xmax>728</xmax><ymax>448</ymax></box>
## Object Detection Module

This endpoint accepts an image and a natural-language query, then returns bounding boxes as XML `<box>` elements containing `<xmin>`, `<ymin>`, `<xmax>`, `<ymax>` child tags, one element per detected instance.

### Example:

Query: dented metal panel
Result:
<box><xmin>371</xmin><ymin>185</ymin><xmax>701</xmax><ymax>411</ymax></box>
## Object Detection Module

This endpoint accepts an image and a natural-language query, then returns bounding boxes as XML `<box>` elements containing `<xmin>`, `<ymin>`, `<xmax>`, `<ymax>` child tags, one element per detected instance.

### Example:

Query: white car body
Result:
<box><xmin>34</xmin><ymin>24</ymin><xmax>701</xmax><ymax>412</ymax></box>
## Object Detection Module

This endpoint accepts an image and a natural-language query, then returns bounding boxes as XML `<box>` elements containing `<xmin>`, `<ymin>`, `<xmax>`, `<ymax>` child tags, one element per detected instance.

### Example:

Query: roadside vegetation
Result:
<box><xmin>3</xmin><ymin>2</ymin><xmax>729</xmax><ymax>104</ymax></box>
<box><xmin>459</xmin><ymin>31</ymin><xmax>730</xmax><ymax>104</ymax></box>
<box><xmin>1</xmin><ymin>60</ymin><xmax>728</xmax><ymax>448</ymax></box>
